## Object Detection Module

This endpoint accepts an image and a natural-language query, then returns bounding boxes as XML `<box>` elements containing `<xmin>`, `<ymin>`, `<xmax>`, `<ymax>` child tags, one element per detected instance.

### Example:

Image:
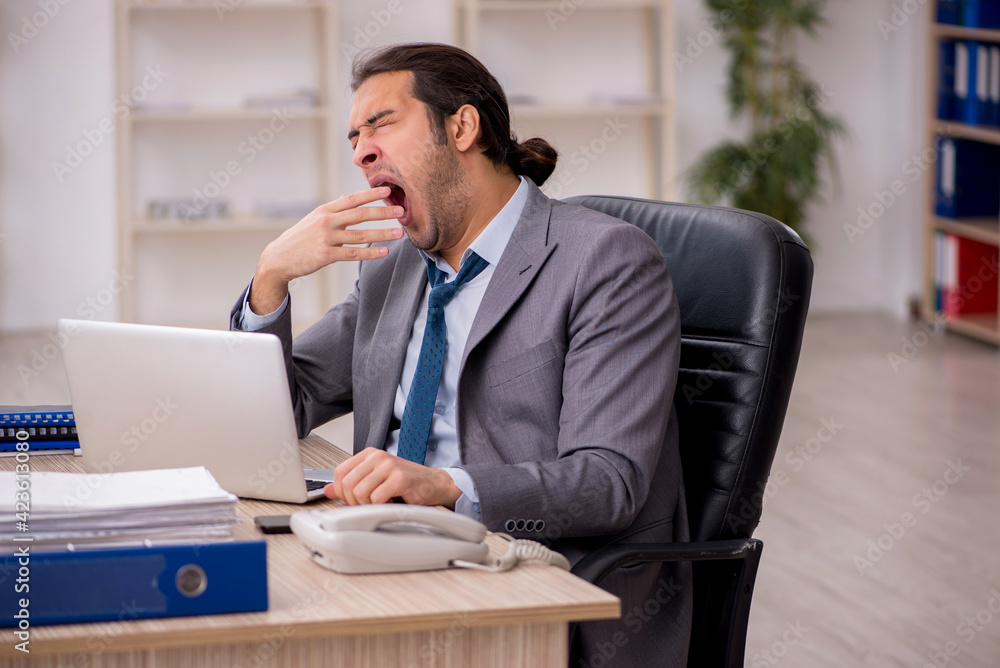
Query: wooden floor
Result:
<box><xmin>2</xmin><ymin>313</ymin><xmax>998</xmax><ymax>666</ymax></box>
<box><xmin>746</xmin><ymin>314</ymin><xmax>1000</xmax><ymax>668</ymax></box>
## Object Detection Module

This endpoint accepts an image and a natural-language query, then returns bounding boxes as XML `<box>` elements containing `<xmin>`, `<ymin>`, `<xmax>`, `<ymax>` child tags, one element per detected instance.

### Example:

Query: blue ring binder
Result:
<box><xmin>0</xmin><ymin>540</ymin><xmax>267</xmax><ymax>626</ymax></box>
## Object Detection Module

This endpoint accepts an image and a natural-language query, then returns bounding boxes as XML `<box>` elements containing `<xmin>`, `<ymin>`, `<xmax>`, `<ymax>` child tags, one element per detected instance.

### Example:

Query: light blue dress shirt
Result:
<box><xmin>239</xmin><ymin>177</ymin><xmax>530</xmax><ymax>520</ymax></box>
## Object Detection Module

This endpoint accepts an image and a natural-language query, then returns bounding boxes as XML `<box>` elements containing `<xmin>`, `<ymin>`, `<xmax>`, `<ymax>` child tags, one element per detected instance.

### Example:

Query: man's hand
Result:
<box><xmin>249</xmin><ymin>187</ymin><xmax>404</xmax><ymax>315</ymax></box>
<box><xmin>326</xmin><ymin>448</ymin><xmax>462</xmax><ymax>509</ymax></box>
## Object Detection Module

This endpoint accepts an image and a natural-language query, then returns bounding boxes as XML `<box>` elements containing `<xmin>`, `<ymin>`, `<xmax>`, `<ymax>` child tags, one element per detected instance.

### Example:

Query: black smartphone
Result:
<box><xmin>254</xmin><ymin>514</ymin><xmax>293</xmax><ymax>534</ymax></box>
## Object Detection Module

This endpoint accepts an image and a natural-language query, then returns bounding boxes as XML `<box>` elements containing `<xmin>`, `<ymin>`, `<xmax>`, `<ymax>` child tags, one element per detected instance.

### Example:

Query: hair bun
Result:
<box><xmin>513</xmin><ymin>137</ymin><xmax>559</xmax><ymax>186</ymax></box>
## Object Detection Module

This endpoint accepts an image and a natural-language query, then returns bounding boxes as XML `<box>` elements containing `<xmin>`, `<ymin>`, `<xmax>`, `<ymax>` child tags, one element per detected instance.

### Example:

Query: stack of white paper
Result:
<box><xmin>0</xmin><ymin>467</ymin><xmax>239</xmax><ymax>551</ymax></box>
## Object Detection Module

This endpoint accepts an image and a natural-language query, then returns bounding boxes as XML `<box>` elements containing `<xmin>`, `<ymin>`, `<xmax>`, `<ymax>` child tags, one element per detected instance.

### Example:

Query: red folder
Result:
<box><xmin>944</xmin><ymin>235</ymin><xmax>999</xmax><ymax>316</ymax></box>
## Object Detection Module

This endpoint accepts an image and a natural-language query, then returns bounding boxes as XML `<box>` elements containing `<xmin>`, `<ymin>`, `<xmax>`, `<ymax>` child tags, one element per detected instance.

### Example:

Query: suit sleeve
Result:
<box><xmin>464</xmin><ymin>223</ymin><xmax>681</xmax><ymax>539</ymax></box>
<box><xmin>229</xmin><ymin>277</ymin><xmax>361</xmax><ymax>439</ymax></box>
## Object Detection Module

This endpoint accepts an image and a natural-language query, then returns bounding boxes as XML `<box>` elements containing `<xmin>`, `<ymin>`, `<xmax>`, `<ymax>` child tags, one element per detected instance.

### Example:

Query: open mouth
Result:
<box><xmin>372</xmin><ymin>177</ymin><xmax>409</xmax><ymax>225</ymax></box>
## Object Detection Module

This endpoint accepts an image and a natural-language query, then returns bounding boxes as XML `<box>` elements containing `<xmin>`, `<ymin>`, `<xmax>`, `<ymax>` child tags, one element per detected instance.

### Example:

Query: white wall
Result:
<box><xmin>674</xmin><ymin>0</ymin><xmax>927</xmax><ymax>315</ymax></box>
<box><xmin>1</xmin><ymin>0</ymin><xmax>116</xmax><ymax>330</ymax></box>
<box><xmin>0</xmin><ymin>0</ymin><xmax>927</xmax><ymax>332</ymax></box>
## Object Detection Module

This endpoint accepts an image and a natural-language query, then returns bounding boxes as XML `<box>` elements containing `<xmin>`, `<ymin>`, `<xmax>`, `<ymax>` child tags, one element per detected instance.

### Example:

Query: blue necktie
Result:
<box><xmin>397</xmin><ymin>252</ymin><xmax>489</xmax><ymax>464</ymax></box>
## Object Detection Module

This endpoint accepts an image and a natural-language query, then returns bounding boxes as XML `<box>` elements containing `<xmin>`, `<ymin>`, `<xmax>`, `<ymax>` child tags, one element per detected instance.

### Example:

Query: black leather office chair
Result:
<box><xmin>564</xmin><ymin>196</ymin><xmax>814</xmax><ymax>668</ymax></box>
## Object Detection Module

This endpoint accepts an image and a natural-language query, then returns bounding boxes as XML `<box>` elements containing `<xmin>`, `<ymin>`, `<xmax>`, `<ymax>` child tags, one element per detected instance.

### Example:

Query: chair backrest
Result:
<box><xmin>566</xmin><ymin>196</ymin><xmax>813</xmax><ymax>542</ymax></box>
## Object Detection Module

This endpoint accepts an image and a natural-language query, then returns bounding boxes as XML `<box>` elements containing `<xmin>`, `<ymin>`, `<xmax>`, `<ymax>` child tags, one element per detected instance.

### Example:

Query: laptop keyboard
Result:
<box><xmin>305</xmin><ymin>479</ymin><xmax>328</xmax><ymax>492</ymax></box>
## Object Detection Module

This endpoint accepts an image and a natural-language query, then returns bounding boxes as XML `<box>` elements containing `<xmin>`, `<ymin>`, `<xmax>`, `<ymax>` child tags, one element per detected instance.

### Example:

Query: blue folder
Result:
<box><xmin>0</xmin><ymin>540</ymin><xmax>267</xmax><ymax>626</ymax></box>
<box><xmin>939</xmin><ymin>41</ymin><xmax>959</xmax><ymax>121</ymax></box>
<box><xmin>961</xmin><ymin>41</ymin><xmax>991</xmax><ymax>126</ymax></box>
<box><xmin>961</xmin><ymin>0</ymin><xmax>1000</xmax><ymax>28</ymax></box>
<box><xmin>939</xmin><ymin>0</ymin><xmax>961</xmax><ymax>23</ymax></box>
<box><xmin>934</xmin><ymin>136</ymin><xmax>1000</xmax><ymax>218</ymax></box>
<box><xmin>990</xmin><ymin>44</ymin><xmax>1000</xmax><ymax>127</ymax></box>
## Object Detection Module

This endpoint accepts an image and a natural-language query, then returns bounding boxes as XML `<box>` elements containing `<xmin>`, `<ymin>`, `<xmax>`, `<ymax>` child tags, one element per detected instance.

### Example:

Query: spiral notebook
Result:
<box><xmin>0</xmin><ymin>405</ymin><xmax>79</xmax><ymax>455</ymax></box>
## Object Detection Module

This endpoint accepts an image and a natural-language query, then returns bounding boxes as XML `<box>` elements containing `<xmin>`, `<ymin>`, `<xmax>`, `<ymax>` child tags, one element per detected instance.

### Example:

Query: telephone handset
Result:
<box><xmin>290</xmin><ymin>505</ymin><xmax>490</xmax><ymax>574</ymax></box>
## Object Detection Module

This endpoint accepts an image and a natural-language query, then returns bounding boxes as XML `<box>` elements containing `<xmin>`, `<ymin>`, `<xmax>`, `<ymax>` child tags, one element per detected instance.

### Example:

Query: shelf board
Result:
<box><xmin>933</xmin><ymin>217</ymin><xmax>1000</xmax><ymax>245</ymax></box>
<box><xmin>129</xmin><ymin>107</ymin><xmax>328</xmax><ymax>122</ymax></box>
<box><xmin>511</xmin><ymin>102</ymin><xmax>666</xmax><ymax>119</ymax></box>
<box><xmin>943</xmin><ymin>313</ymin><xmax>1000</xmax><ymax>345</ymax></box>
<box><xmin>477</xmin><ymin>0</ymin><xmax>665</xmax><ymax>9</ymax></box>
<box><xmin>935</xmin><ymin>23</ymin><xmax>1000</xmax><ymax>42</ymax></box>
<box><xmin>124</xmin><ymin>0</ymin><xmax>333</xmax><ymax>10</ymax></box>
<box><xmin>935</xmin><ymin>120</ymin><xmax>1000</xmax><ymax>145</ymax></box>
<box><xmin>132</xmin><ymin>216</ymin><xmax>298</xmax><ymax>233</ymax></box>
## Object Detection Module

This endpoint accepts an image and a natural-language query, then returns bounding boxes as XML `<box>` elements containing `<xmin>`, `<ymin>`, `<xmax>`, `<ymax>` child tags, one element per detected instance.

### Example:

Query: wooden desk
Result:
<box><xmin>0</xmin><ymin>437</ymin><xmax>619</xmax><ymax>667</ymax></box>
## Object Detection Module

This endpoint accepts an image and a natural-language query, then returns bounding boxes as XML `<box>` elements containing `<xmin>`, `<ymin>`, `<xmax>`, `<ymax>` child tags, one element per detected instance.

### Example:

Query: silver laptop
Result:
<box><xmin>59</xmin><ymin>319</ymin><xmax>335</xmax><ymax>503</ymax></box>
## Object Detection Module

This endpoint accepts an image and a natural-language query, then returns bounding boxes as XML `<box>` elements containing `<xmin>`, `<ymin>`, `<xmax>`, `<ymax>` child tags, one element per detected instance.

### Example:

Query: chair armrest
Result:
<box><xmin>570</xmin><ymin>538</ymin><xmax>764</xmax><ymax>668</ymax></box>
<box><xmin>571</xmin><ymin>538</ymin><xmax>761</xmax><ymax>587</ymax></box>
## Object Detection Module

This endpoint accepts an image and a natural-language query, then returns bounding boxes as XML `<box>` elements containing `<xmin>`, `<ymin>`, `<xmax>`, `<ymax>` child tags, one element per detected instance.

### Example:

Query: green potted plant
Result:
<box><xmin>685</xmin><ymin>0</ymin><xmax>846</xmax><ymax>240</ymax></box>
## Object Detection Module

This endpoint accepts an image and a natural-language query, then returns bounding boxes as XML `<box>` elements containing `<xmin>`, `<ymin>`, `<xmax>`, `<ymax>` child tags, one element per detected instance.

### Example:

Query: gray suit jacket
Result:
<box><xmin>231</xmin><ymin>181</ymin><xmax>691</xmax><ymax>666</ymax></box>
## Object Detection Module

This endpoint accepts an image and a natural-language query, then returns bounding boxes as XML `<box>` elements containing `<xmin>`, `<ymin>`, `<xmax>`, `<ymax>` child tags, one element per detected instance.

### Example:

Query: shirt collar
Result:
<box><xmin>419</xmin><ymin>176</ymin><xmax>530</xmax><ymax>277</ymax></box>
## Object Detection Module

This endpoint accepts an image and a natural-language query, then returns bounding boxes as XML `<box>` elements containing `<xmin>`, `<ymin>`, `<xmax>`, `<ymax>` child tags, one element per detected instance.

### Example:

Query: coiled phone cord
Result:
<box><xmin>452</xmin><ymin>533</ymin><xmax>570</xmax><ymax>572</ymax></box>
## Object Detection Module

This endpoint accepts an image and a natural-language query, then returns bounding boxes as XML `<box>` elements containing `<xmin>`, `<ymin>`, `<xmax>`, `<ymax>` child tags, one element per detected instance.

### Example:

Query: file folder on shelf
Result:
<box><xmin>0</xmin><ymin>540</ymin><xmax>267</xmax><ymax>626</ymax></box>
<box><xmin>990</xmin><ymin>44</ymin><xmax>1000</xmax><ymax>127</ymax></box>
<box><xmin>939</xmin><ymin>41</ymin><xmax>959</xmax><ymax>122</ymax></box>
<box><xmin>961</xmin><ymin>0</ymin><xmax>1000</xmax><ymax>29</ymax></box>
<box><xmin>960</xmin><ymin>41</ymin><xmax>990</xmax><ymax>126</ymax></box>
<box><xmin>941</xmin><ymin>234</ymin><xmax>1000</xmax><ymax>316</ymax></box>
<box><xmin>934</xmin><ymin>136</ymin><xmax>1000</xmax><ymax>218</ymax></box>
<box><xmin>955</xmin><ymin>41</ymin><xmax>972</xmax><ymax>123</ymax></box>
<box><xmin>939</xmin><ymin>0</ymin><xmax>961</xmax><ymax>24</ymax></box>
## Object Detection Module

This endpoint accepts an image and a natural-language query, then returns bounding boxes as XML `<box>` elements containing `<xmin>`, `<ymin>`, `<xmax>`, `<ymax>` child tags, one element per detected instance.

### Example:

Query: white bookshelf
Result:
<box><xmin>455</xmin><ymin>0</ymin><xmax>675</xmax><ymax>199</ymax></box>
<box><xmin>115</xmin><ymin>0</ymin><xmax>338</xmax><ymax>329</ymax></box>
<box><xmin>923</xmin><ymin>19</ymin><xmax>1000</xmax><ymax>345</ymax></box>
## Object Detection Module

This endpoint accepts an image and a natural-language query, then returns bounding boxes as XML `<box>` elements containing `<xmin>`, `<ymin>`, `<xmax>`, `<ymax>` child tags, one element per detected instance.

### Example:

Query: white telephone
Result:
<box><xmin>290</xmin><ymin>505</ymin><xmax>571</xmax><ymax>575</ymax></box>
<box><xmin>290</xmin><ymin>505</ymin><xmax>489</xmax><ymax>574</ymax></box>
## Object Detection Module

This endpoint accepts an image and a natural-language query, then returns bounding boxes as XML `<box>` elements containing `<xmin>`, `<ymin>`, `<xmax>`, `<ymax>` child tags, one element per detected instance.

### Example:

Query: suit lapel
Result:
<box><xmin>462</xmin><ymin>183</ymin><xmax>557</xmax><ymax>368</ymax></box>
<box><xmin>362</xmin><ymin>242</ymin><xmax>426</xmax><ymax>450</ymax></box>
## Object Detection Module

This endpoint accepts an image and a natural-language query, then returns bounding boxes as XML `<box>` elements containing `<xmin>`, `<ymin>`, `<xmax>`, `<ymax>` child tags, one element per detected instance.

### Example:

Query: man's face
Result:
<box><xmin>348</xmin><ymin>71</ymin><xmax>470</xmax><ymax>253</ymax></box>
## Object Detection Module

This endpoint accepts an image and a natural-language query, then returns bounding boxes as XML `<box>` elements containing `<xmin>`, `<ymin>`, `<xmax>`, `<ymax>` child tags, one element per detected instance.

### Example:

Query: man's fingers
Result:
<box><xmin>315</xmin><ymin>187</ymin><xmax>402</xmax><ymax>230</ymax></box>
<box><xmin>330</xmin><ymin>451</ymin><xmax>365</xmax><ymax>503</ymax></box>
<box><xmin>323</xmin><ymin>186</ymin><xmax>392</xmax><ymax>213</ymax></box>
<box><xmin>351</xmin><ymin>464</ymin><xmax>397</xmax><ymax>506</ymax></box>
<box><xmin>322</xmin><ymin>228</ymin><xmax>403</xmax><ymax>263</ymax></box>
<box><xmin>368</xmin><ymin>477</ymin><xmax>404</xmax><ymax>505</ymax></box>
<box><xmin>333</xmin><ymin>205</ymin><xmax>403</xmax><ymax>229</ymax></box>
<box><xmin>325</xmin><ymin>245</ymin><xmax>389</xmax><ymax>263</ymax></box>
<box><xmin>334</xmin><ymin>448</ymin><xmax>383</xmax><ymax>505</ymax></box>
<box><xmin>330</xmin><ymin>449</ymin><xmax>417</xmax><ymax>506</ymax></box>
<box><xmin>339</xmin><ymin>226</ymin><xmax>403</xmax><ymax>245</ymax></box>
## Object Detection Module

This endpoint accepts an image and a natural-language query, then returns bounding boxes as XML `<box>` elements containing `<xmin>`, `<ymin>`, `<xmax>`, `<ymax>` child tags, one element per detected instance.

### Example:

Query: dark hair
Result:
<box><xmin>351</xmin><ymin>43</ymin><xmax>558</xmax><ymax>186</ymax></box>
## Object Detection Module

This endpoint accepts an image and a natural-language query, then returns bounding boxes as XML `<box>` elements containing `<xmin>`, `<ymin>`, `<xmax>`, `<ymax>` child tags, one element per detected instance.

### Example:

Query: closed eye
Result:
<box><xmin>348</xmin><ymin>109</ymin><xmax>395</xmax><ymax>149</ymax></box>
<box><xmin>351</xmin><ymin>121</ymin><xmax>393</xmax><ymax>151</ymax></box>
